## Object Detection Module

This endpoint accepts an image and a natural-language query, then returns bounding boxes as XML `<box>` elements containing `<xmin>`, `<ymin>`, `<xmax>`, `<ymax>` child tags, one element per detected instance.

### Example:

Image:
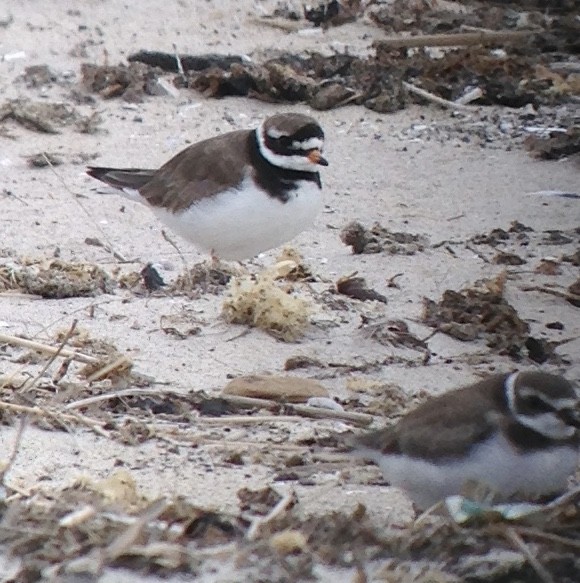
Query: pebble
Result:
<box><xmin>222</xmin><ymin>374</ymin><xmax>329</xmax><ymax>403</ymax></box>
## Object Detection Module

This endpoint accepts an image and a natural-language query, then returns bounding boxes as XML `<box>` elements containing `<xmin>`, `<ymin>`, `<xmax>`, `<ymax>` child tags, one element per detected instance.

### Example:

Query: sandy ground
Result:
<box><xmin>0</xmin><ymin>1</ymin><xmax>579</xmax><ymax>581</ymax></box>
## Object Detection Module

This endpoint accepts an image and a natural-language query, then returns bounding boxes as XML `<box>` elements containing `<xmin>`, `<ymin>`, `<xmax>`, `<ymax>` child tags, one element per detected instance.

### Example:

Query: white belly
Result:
<box><xmin>364</xmin><ymin>434</ymin><xmax>579</xmax><ymax>509</ymax></box>
<box><xmin>151</xmin><ymin>177</ymin><xmax>323</xmax><ymax>260</ymax></box>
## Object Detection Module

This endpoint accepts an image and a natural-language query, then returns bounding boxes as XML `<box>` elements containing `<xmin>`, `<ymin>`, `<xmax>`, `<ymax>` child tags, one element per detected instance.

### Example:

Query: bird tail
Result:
<box><xmin>86</xmin><ymin>167</ymin><xmax>156</xmax><ymax>191</ymax></box>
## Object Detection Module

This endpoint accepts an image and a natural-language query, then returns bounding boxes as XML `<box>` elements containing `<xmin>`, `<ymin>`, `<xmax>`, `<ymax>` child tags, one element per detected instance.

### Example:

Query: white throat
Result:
<box><xmin>256</xmin><ymin>124</ymin><xmax>322</xmax><ymax>173</ymax></box>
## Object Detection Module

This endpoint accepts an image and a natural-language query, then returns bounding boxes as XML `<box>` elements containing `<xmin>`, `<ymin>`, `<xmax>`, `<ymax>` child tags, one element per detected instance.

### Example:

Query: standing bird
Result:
<box><xmin>87</xmin><ymin>113</ymin><xmax>328</xmax><ymax>261</ymax></box>
<box><xmin>348</xmin><ymin>371</ymin><xmax>580</xmax><ymax>509</ymax></box>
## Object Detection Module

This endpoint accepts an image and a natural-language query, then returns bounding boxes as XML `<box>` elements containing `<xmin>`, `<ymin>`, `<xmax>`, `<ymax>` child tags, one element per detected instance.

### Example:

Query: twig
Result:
<box><xmin>0</xmin><ymin>331</ymin><xmax>157</xmax><ymax>387</ymax></box>
<box><xmin>374</xmin><ymin>29</ymin><xmax>535</xmax><ymax>50</ymax></box>
<box><xmin>514</xmin><ymin>526</ymin><xmax>580</xmax><ymax>551</ymax></box>
<box><xmin>172</xmin><ymin>43</ymin><xmax>186</xmax><ymax>85</ymax></box>
<box><xmin>0</xmin><ymin>417</ymin><xmax>28</xmax><ymax>485</ymax></box>
<box><xmin>0</xmin><ymin>400</ymin><xmax>109</xmax><ymax>437</ymax></box>
<box><xmin>246</xmin><ymin>490</ymin><xmax>295</xmax><ymax>541</ymax></box>
<box><xmin>192</xmin><ymin>415</ymin><xmax>322</xmax><ymax>425</ymax></box>
<box><xmin>18</xmin><ymin>319</ymin><xmax>78</xmax><ymax>393</ymax></box>
<box><xmin>543</xmin><ymin>484</ymin><xmax>580</xmax><ymax>510</ymax></box>
<box><xmin>0</xmin><ymin>332</ymin><xmax>100</xmax><ymax>365</ymax></box>
<box><xmin>65</xmin><ymin>388</ymin><xmax>374</xmax><ymax>426</ymax></box>
<box><xmin>63</xmin><ymin>499</ymin><xmax>171</xmax><ymax>574</ymax></box>
<box><xmin>521</xmin><ymin>285</ymin><xmax>580</xmax><ymax>305</ymax></box>
<box><xmin>465</xmin><ymin>243</ymin><xmax>491</xmax><ymax>264</ymax></box>
<box><xmin>64</xmin><ymin>387</ymin><xmax>181</xmax><ymax>410</ymax></box>
<box><xmin>333</xmin><ymin>92</ymin><xmax>365</xmax><ymax>108</ymax></box>
<box><xmin>154</xmin><ymin>432</ymin><xmax>312</xmax><ymax>452</ymax></box>
<box><xmin>455</xmin><ymin>86</ymin><xmax>483</xmax><ymax>105</ymax></box>
<box><xmin>249</xmin><ymin>16</ymin><xmax>304</xmax><ymax>33</ymax></box>
<box><xmin>220</xmin><ymin>394</ymin><xmax>374</xmax><ymax>426</ymax></box>
<box><xmin>161</xmin><ymin>229</ymin><xmax>188</xmax><ymax>268</ymax></box>
<box><xmin>459</xmin><ymin>25</ymin><xmax>497</xmax><ymax>35</ymax></box>
<box><xmin>403</xmin><ymin>81</ymin><xmax>474</xmax><ymax>111</ymax></box>
<box><xmin>43</xmin><ymin>153</ymin><xmax>127</xmax><ymax>263</ymax></box>
<box><xmin>504</xmin><ymin>527</ymin><xmax>555</xmax><ymax>583</ymax></box>
<box><xmin>85</xmin><ymin>355</ymin><xmax>133</xmax><ymax>383</ymax></box>
<box><xmin>102</xmin><ymin>498</ymin><xmax>169</xmax><ymax>562</ymax></box>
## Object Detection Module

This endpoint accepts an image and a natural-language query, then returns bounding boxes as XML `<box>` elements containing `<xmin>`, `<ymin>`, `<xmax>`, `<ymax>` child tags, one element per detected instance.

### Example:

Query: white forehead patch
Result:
<box><xmin>291</xmin><ymin>137</ymin><xmax>324</xmax><ymax>151</ymax></box>
<box><xmin>518</xmin><ymin>386</ymin><xmax>578</xmax><ymax>411</ymax></box>
<box><xmin>267</xmin><ymin>128</ymin><xmax>287</xmax><ymax>139</ymax></box>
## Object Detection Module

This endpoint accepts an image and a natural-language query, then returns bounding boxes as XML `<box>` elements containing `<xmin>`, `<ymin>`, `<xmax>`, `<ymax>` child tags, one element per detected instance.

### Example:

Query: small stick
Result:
<box><xmin>249</xmin><ymin>17</ymin><xmax>304</xmax><ymax>33</ymax></box>
<box><xmin>333</xmin><ymin>92</ymin><xmax>365</xmax><ymax>109</ymax></box>
<box><xmin>543</xmin><ymin>484</ymin><xmax>580</xmax><ymax>509</ymax></box>
<box><xmin>65</xmin><ymin>388</ymin><xmax>374</xmax><ymax>426</ymax></box>
<box><xmin>403</xmin><ymin>81</ymin><xmax>474</xmax><ymax>111</ymax></box>
<box><xmin>246</xmin><ymin>490</ymin><xmax>295</xmax><ymax>541</ymax></box>
<box><xmin>521</xmin><ymin>285</ymin><xmax>580</xmax><ymax>304</ymax></box>
<box><xmin>513</xmin><ymin>526</ymin><xmax>580</xmax><ymax>551</ymax></box>
<box><xmin>0</xmin><ymin>417</ymin><xmax>27</xmax><ymax>485</ymax></box>
<box><xmin>64</xmin><ymin>387</ymin><xmax>181</xmax><ymax>410</ymax></box>
<box><xmin>192</xmin><ymin>415</ymin><xmax>319</xmax><ymax>425</ymax></box>
<box><xmin>161</xmin><ymin>229</ymin><xmax>188</xmax><ymax>268</ymax></box>
<box><xmin>459</xmin><ymin>25</ymin><xmax>497</xmax><ymax>35</ymax></box>
<box><xmin>172</xmin><ymin>43</ymin><xmax>186</xmax><ymax>82</ymax></box>
<box><xmin>0</xmin><ymin>332</ymin><xmax>100</xmax><ymax>364</ymax></box>
<box><xmin>504</xmin><ymin>527</ymin><xmax>555</xmax><ymax>583</ymax></box>
<box><xmin>85</xmin><ymin>355</ymin><xmax>133</xmax><ymax>383</ymax></box>
<box><xmin>220</xmin><ymin>394</ymin><xmax>374</xmax><ymax>426</ymax></box>
<box><xmin>375</xmin><ymin>29</ymin><xmax>535</xmax><ymax>50</ymax></box>
<box><xmin>19</xmin><ymin>319</ymin><xmax>78</xmax><ymax>393</ymax></box>
<box><xmin>465</xmin><ymin>243</ymin><xmax>491</xmax><ymax>264</ymax></box>
<box><xmin>155</xmin><ymin>433</ymin><xmax>311</xmax><ymax>452</ymax></box>
<box><xmin>0</xmin><ymin>400</ymin><xmax>109</xmax><ymax>437</ymax></box>
<box><xmin>455</xmin><ymin>86</ymin><xmax>483</xmax><ymax>105</ymax></box>
<box><xmin>43</xmin><ymin>153</ymin><xmax>128</xmax><ymax>263</ymax></box>
<box><xmin>102</xmin><ymin>498</ymin><xmax>169</xmax><ymax>562</ymax></box>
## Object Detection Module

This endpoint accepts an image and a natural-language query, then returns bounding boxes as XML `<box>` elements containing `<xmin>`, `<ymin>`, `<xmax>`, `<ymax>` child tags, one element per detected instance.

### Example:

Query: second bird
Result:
<box><xmin>87</xmin><ymin>113</ymin><xmax>328</xmax><ymax>261</ymax></box>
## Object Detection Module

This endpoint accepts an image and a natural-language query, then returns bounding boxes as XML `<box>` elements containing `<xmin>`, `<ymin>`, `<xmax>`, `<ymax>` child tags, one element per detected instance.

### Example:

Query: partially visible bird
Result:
<box><xmin>348</xmin><ymin>371</ymin><xmax>580</xmax><ymax>509</ymax></box>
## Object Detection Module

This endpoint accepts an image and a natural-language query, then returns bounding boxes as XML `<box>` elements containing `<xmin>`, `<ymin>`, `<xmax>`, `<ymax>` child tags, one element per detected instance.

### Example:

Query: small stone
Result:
<box><xmin>306</xmin><ymin>397</ymin><xmax>344</xmax><ymax>411</ymax></box>
<box><xmin>222</xmin><ymin>374</ymin><xmax>329</xmax><ymax>403</ymax></box>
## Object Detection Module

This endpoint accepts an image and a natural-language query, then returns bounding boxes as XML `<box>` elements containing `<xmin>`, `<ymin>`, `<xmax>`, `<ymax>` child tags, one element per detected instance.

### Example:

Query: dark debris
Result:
<box><xmin>0</xmin><ymin>260</ymin><xmax>115</xmax><ymax>299</ymax></box>
<box><xmin>3</xmin><ymin>486</ymin><xmax>579</xmax><ymax>582</ymax></box>
<box><xmin>525</xmin><ymin>127</ymin><xmax>580</xmax><ymax>160</ymax></box>
<box><xmin>360</xmin><ymin>316</ymin><xmax>428</xmax><ymax>352</ymax></box>
<box><xmin>81</xmin><ymin>61</ymin><xmax>164</xmax><ymax>102</ymax></box>
<box><xmin>169</xmin><ymin>261</ymin><xmax>236</xmax><ymax>296</ymax></box>
<box><xmin>422</xmin><ymin>275</ymin><xmax>532</xmax><ymax>359</ymax></box>
<box><xmin>0</xmin><ymin>99</ymin><xmax>97</xmax><ymax>134</ymax></box>
<box><xmin>128</xmin><ymin>51</ymin><xmax>244</xmax><ymax>73</ymax></box>
<box><xmin>140</xmin><ymin>263</ymin><xmax>166</xmax><ymax>291</ymax></box>
<box><xmin>336</xmin><ymin>274</ymin><xmax>387</xmax><ymax>304</ymax></box>
<box><xmin>340</xmin><ymin>221</ymin><xmax>428</xmax><ymax>255</ymax></box>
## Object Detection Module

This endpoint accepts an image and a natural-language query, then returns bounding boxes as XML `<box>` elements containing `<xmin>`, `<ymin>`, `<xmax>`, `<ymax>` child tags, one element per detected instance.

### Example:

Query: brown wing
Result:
<box><xmin>139</xmin><ymin>129</ymin><xmax>252</xmax><ymax>213</ymax></box>
<box><xmin>354</xmin><ymin>375</ymin><xmax>508</xmax><ymax>460</ymax></box>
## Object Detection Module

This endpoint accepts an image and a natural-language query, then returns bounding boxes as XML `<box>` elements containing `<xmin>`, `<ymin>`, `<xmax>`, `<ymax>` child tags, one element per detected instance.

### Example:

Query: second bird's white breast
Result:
<box><xmin>371</xmin><ymin>433</ymin><xmax>579</xmax><ymax>509</ymax></box>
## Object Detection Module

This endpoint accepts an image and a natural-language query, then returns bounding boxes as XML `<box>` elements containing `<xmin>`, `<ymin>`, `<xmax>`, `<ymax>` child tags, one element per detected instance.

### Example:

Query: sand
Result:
<box><xmin>0</xmin><ymin>1</ymin><xmax>578</xmax><ymax>581</ymax></box>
